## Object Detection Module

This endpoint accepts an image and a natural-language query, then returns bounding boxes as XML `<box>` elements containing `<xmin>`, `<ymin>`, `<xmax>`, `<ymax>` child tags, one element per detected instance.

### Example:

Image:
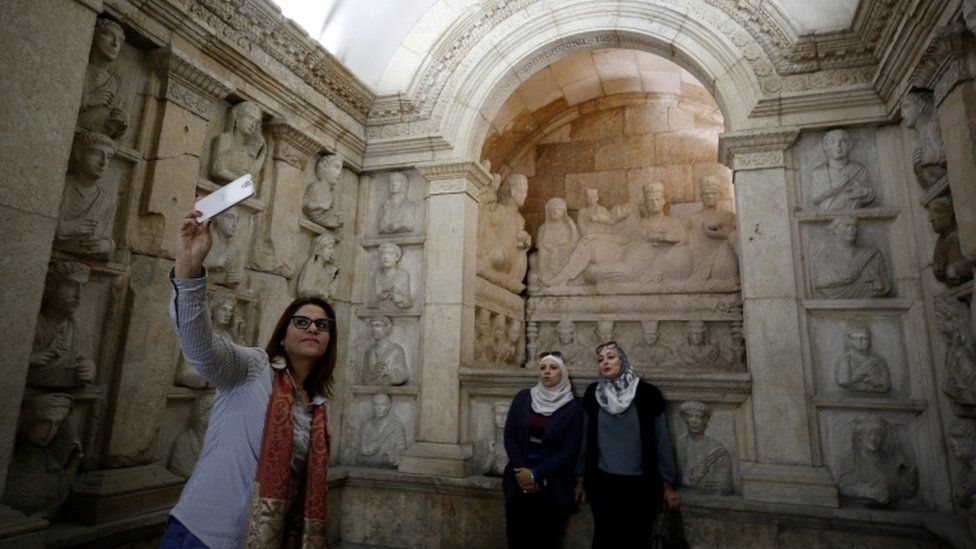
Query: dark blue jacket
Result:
<box><xmin>502</xmin><ymin>388</ymin><xmax>583</xmax><ymax>513</ymax></box>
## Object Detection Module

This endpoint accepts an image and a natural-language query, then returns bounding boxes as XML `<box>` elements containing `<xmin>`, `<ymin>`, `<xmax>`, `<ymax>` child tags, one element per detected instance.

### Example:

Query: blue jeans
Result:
<box><xmin>160</xmin><ymin>516</ymin><xmax>209</xmax><ymax>549</ymax></box>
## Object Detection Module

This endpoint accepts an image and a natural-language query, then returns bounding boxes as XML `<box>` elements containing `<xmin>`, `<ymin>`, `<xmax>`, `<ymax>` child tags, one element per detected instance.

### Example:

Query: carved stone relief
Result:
<box><xmin>901</xmin><ymin>91</ymin><xmax>947</xmax><ymax>190</ymax></box>
<box><xmin>296</xmin><ymin>232</ymin><xmax>339</xmax><ymax>300</ymax></box>
<box><xmin>79</xmin><ymin>18</ymin><xmax>128</xmax><ymax>139</ymax></box>
<box><xmin>833</xmin><ymin>327</ymin><xmax>891</xmax><ymax>394</ymax></box>
<box><xmin>358</xmin><ymin>393</ymin><xmax>407</xmax><ymax>468</ymax></box>
<box><xmin>948</xmin><ymin>419</ymin><xmax>976</xmax><ymax>510</ymax></box>
<box><xmin>935</xmin><ymin>297</ymin><xmax>976</xmax><ymax>405</ymax></box>
<box><xmin>675</xmin><ymin>401</ymin><xmax>733</xmax><ymax>495</ymax></box>
<box><xmin>685</xmin><ymin>176</ymin><xmax>739</xmax><ymax>282</ymax></box>
<box><xmin>966</xmin><ymin>0</ymin><xmax>976</xmax><ymax>36</ymax></box>
<box><xmin>475</xmin><ymin>307</ymin><xmax>493</xmax><ymax>362</ymax></box>
<box><xmin>203</xmin><ymin>208</ymin><xmax>245</xmax><ymax>287</ymax></box>
<box><xmin>836</xmin><ymin>416</ymin><xmax>918</xmax><ymax>506</ymax></box>
<box><xmin>675</xmin><ymin>321</ymin><xmax>728</xmax><ymax>370</ymax></box>
<box><xmin>632</xmin><ymin>320</ymin><xmax>675</xmax><ymax>368</ymax></box>
<box><xmin>377</xmin><ymin>172</ymin><xmax>417</xmax><ymax>234</ymax></box>
<box><xmin>594</xmin><ymin>320</ymin><xmax>614</xmax><ymax>346</ymax></box>
<box><xmin>810</xmin><ymin>216</ymin><xmax>891</xmax><ymax>299</ymax></box>
<box><xmin>535</xmin><ymin>198</ymin><xmax>579</xmax><ymax>285</ymax></box>
<box><xmin>477</xmin><ymin>173</ymin><xmax>531</xmax><ymax>293</ymax></box>
<box><xmin>209</xmin><ymin>101</ymin><xmax>266</xmax><ymax>184</ymax></box>
<box><xmin>303</xmin><ymin>154</ymin><xmax>344</xmax><ymax>229</ymax></box>
<box><xmin>809</xmin><ymin>129</ymin><xmax>876</xmax><ymax>212</ymax></box>
<box><xmin>362</xmin><ymin>317</ymin><xmax>409</xmax><ymax>386</ymax></box>
<box><xmin>168</xmin><ymin>394</ymin><xmax>213</xmax><ymax>478</ymax></box>
<box><xmin>474</xmin><ymin>308</ymin><xmax>524</xmax><ymax>366</ymax></box>
<box><xmin>29</xmin><ymin>261</ymin><xmax>96</xmax><ymax>389</ymax></box>
<box><xmin>175</xmin><ymin>292</ymin><xmax>247</xmax><ymax>388</ymax></box>
<box><xmin>483</xmin><ymin>401</ymin><xmax>509</xmax><ymax>477</ymax></box>
<box><xmin>2</xmin><ymin>394</ymin><xmax>81</xmax><ymax>518</ymax></box>
<box><xmin>928</xmin><ymin>197</ymin><xmax>973</xmax><ymax>288</ymax></box>
<box><xmin>55</xmin><ymin>131</ymin><xmax>118</xmax><ymax>260</ymax></box>
<box><xmin>370</xmin><ymin>242</ymin><xmax>412</xmax><ymax>309</ymax></box>
<box><xmin>553</xmin><ymin>319</ymin><xmax>591</xmax><ymax>371</ymax></box>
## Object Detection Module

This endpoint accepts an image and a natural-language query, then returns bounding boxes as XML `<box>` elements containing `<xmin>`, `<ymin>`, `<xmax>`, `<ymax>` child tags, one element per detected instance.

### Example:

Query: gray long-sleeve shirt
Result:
<box><xmin>575</xmin><ymin>406</ymin><xmax>677</xmax><ymax>483</ymax></box>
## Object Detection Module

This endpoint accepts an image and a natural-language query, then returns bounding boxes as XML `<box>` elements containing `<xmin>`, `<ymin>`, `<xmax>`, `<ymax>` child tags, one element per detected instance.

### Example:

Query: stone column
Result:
<box><xmin>396</xmin><ymin>162</ymin><xmax>490</xmax><ymax>476</ymax></box>
<box><xmin>719</xmin><ymin>129</ymin><xmax>839</xmax><ymax>508</ymax></box>
<box><xmin>0</xmin><ymin>0</ymin><xmax>101</xmax><ymax>540</ymax></box>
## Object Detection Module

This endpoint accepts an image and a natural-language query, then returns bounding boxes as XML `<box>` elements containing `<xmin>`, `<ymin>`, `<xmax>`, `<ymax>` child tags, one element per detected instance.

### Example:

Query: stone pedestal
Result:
<box><xmin>62</xmin><ymin>464</ymin><xmax>183</xmax><ymax>525</ymax></box>
<box><xmin>719</xmin><ymin>129</ymin><xmax>840</xmax><ymax>508</ymax></box>
<box><xmin>397</xmin><ymin>162</ymin><xmax>490</xmax><ymax>476</ymax></box>
<box><xmin>0</xmin><ymin>0</ymin><xmax>100</xmax><ymax>498</ymax></box>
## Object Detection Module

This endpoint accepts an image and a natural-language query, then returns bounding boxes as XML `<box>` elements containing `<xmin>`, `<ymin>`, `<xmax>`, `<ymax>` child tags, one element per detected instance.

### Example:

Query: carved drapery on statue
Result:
<box><xmin>477</xmin><ymin>174</ymin><xmax>531</xmax><ymax>293</ymax></box>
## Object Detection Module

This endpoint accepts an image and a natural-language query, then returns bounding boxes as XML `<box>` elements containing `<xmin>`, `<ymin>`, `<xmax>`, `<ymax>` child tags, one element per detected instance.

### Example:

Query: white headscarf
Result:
<box><xmin>530</xmin><ymin>354</ymin><xmax>574</xmax><ymax>416</ymax></box>
<box><xmin>595</xmin><ymin>342</ymin><xmax>639</xmax><ymax>416</ymax></box>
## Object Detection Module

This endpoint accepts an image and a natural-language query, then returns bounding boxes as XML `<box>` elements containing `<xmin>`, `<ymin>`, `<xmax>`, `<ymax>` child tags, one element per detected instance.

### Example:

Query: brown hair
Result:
<box><xmin>265</xmin><ymin>296</ymin><xmax>337</xmax><ymax>399</ymax></box>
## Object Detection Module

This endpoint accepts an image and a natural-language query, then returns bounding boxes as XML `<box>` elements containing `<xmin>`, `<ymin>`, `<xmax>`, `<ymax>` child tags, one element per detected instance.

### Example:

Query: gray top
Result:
<box><xmin>168</xmin><ymin>273</ymin><xmax>325</xmax><ymax>548</ymax></box>
<box><xmin>577</xmin><ymin>407</ymin><xmax>676</xmax><ymax>483</ymax></box>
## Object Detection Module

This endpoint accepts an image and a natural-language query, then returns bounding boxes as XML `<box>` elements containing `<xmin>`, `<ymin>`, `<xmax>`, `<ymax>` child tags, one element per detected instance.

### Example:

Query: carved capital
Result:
<box><xmin>416</xmin><ymin>162</ymin><xmax>493</xmax><ymax>198</ymax></box>
<box><xmin>268</xmin><ymin>118</ymin><xmax>323</xmax><ymax>169</ymax></box>
<box><xmin>150</xmin><ymin>47</ymin><xmax>233</xmax><ymax>120</ymax></box>
<box><xmin>718</xmin><ymin>128</ymin><xmax>800</xmax><ymax>170</ymax></box>
<box><xmin>911</xmin><ymin>22</ymin><xmax>976</xmax><ymax>106</ymax></box>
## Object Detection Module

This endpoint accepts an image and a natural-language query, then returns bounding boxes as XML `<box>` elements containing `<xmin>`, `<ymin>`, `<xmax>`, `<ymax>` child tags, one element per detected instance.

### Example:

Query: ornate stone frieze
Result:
<box><xmin>268</xmin><ymin>118</ymin><xmax>321</xmax><ymax>169</ymax></box>
<box><xmin>910</xmin><ymin>23</ymin><xmax>975</xmax><ymax>106</ymax></box>
<box><xmin>187</xmin><ymin>0</ymin><xmax>373</xmax><ymax>123</ymax></box>
<box><xmin>718</xmin><ymin>128</ymin><xmax>800</xmax><ymax>170</ymax></box>
<box><xmin>151</xmin><ymin>47</ymin><xmax>233</xmax><ymax>120</ymax></box>
<box><xmin>417</xmin><ymin>161</ymin><xmax>493</xmax><ymax>197</ymax></box>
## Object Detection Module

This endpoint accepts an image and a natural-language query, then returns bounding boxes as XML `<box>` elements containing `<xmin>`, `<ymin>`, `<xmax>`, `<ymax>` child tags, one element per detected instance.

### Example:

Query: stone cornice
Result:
<box><xmin>718</xmin><ymin>128</ymin><xmax>800</xmax><ymax>170</ymax></box>
<box><xmin>185</xmin><ymin>0</ymin><xmax>374</xmax><ymax>123</ymax></box>
<box><xmin>416</xmin><ymin>162</ymin><xmax>493</xmax><ymax>197</ymax></box>
<box><xmin>268</xmin><ymin>118</ymin><xmax>326</xmax><ymax>169</ymax></box>
<box><xmin>910</xmin><ymin>22</ymin><xmax>976</xmax><ymax>106</ymax></box>
<box><xmin>150</xmin><ymin>47</ymin><xmax>234</xmax><ymax>120</ymax></box>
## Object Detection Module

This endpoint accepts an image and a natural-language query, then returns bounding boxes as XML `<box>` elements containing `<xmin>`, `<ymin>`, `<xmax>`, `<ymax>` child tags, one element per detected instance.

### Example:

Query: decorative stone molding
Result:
<box><xmin>268</xmin><ymin>118</ymin><xmax>322</xmax><ymax>169</ymax></box>
<box><xmin>150</xmin><ymin>47</ymin><xmax>233</xmax><ymax>120</ymax></box>
<box><xmin>718</xmin><ymin>128</ymin><xmax>800</xmax><ymax>170</ymax></box>
<box><xmin>187</xmin><ymin>0</ymin><xmax>373</xmax><ymax>123</ymax></box>
<box><xmin>910</xmin><ymin>22</ymin><xmax>975</xmax><ymax>106</ymax></box>
<box><xmin>416</xmin><ymin>162</ymin><xmax>493</xmax><ymax>197</ymax></box>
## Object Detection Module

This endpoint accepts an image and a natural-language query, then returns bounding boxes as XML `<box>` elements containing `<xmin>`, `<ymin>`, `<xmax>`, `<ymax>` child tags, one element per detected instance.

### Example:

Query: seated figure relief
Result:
<box><xmin>78</xmin><ymin>18</ymin><xmax>127</xmax><ymax>138</ymax></box>
<box><xmin>297</xmin><ymin>232</ymin><xmax>339</xmax><ymax>300</ymax></box>
<box><xmin>359</xmin><ymin>393</ymin><xmax>407</xmax><ymax>467</ymax></box>
<box><xmin>632</xmin><ymin>320</ymin><xmax>675</xmax><ymax>368</ymax></box>
<box><xmin>554</xmin><ymin>319</ymin><xmax>590</xmax><ymax>371</ymax></box>
<box><xmin>935</xmin><ymin>297</ymin><xmax>976</xmax><ymax>404</ymax></box>
<box><xmin>377</xmin><ymin>172</ymin><xmax>417</xmax><ymax>234</ymax></box>
<box><xmin>948</xmin><ymin>419</ymin><xmax>976</xmax><ymax>510</ymax></box>
<box><xmin>543</xmin><ymin>183</ymin><xmax>692</xmax><ymax>287</ymax></box>
<box><xmin>675</xmin><ymin>401</ymin><xmax>733</xmax><ymax>494</ymax></box>
<box><xmin>303</xmin><ymin>154</ymin><xmax>344</xmax><ymax>229</ymax></box>
<box><xmin>203</xmin><ymin>208</ymin><xmax>244</xmax><ymax>287</ymax></box>
<box><xmin>2</xmin><ymin>394</ymin><xmax>82</xmax><ymax>518</ymax></box>
<box><xmin>686</xmin><ymin>176</ymin><xmax>738</xmax><ymax>281</ymax></box>
<box><xmin>29</xmin><ymin>261</ymin><xmax>96</xmax><ymax>389</ymax></box>
<box><xmin>901</xmin><ymin>91</ymin><xmax>947</xmax><ymax>189</ymax></box>
<box><xmin>209</xmin><ymin>101</ymin><xmax>266</xmax><ymax>183</ymax></box>
<box><xmin>484</xmin><ymin>401</ymin><xmax>510</xmax><ymax>477</ymax></box>
<box><xmin>55</xmin><ymin>131</ymin><xmax>118</xmax><ymax>259</ymax></box>
<box><xmin>168</xmin><ymin>394</ymin><xmax>214</xmax><ymax>478</ymax></box>
<box><xmin>675</xmin><ymin>321</ymin><xmax>725</xmax><ymax>369</ymax></box>
<box><xmin>833</xmin><ymin>327</ymin><xmax>891</xmax><ymax>394</ymax></box>
<box><xmin>578</xmin><ymin>188</ymin><xmax>637</xmax><ymax>238</ymax></box>
<box><xmin>535</xmin><ymin>198</ymin><xmax>580</xmax><ymax>284</ymax></box>
<box><xmin>837</xmin><ymin>416</ymin><xmax>918</xmax><ymax>505</ymax></box>
<box><xmin>928</xmin><ymin>197</ymin><xmax>973</xmax><ymax>288</ymax></box>
<box><xmin>811</xmin><ymin>216</ymin><xmax>891</xmax><ymax>299</ymax></box>
<box><xmin>362</xmin><ymin>317</ymin><xmax>409</xmax><ymax>386</ymax></box>
<box><xmin>810</xmin><ymin>129</ymin><xmax>876</xmax><ymax>212</ymax></box>
<box><xmin>371</xmin><ymin>242</ymin><xmax>412</xmax><ymax>309</ymax></box>
<box><xmin>477</xmin><ymin>174</ymin><xmax>531</xmax><ymax>292</ymax></box>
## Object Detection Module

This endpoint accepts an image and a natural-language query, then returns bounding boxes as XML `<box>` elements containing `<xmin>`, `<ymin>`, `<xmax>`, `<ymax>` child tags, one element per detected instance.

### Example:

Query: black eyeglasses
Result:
<box><xmin>538</xmin><ymin>351</ymin><xmax>563</xmax><ymax>358</ymax></box>
<box><xmin>291</xmin><ymin>315</ymin><xmax>333</xmax><ymax>331</ymax></box>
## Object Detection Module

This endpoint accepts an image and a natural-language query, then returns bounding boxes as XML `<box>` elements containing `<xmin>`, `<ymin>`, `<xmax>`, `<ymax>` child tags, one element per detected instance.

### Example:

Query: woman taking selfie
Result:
<box><xmin>162</xmin><ymin>210</ymin><xmax>337</xmax><ymax>548</ymax></box>
<box><xmin>576</xmin><ymin>342</ymin><xmax>679</xmax><ymax>548</ymax></box>
<box><xmin>503</xmin><ymin>352</ymin><xmax>583</xmax><ymax>549</ymax></box>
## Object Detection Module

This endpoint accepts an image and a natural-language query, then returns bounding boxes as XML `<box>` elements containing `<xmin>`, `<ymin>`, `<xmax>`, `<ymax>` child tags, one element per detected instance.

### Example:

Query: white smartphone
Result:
<box><xmin>195</xmin><ymin>174</ymin><xmax>255</xmax><ymax>222</ymax></box>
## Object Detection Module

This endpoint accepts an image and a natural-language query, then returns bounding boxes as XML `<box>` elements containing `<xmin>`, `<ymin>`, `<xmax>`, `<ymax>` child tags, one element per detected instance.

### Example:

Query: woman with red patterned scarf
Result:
<box><xmin>162</xmin><ymin>210</ymin><xmax>336</xmax><ymax>548</ymax></box>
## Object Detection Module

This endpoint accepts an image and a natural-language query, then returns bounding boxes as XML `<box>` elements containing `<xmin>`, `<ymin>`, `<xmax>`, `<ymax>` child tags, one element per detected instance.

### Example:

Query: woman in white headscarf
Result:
<box><xmin>575</xmin><ymin>341</ymin><xmax>680</xmax><ymax>548</ymax></box>
<box><xmin>502</xmin><ymin>352</ymin><xmax>583</xmax><ymax>549</ymax></box>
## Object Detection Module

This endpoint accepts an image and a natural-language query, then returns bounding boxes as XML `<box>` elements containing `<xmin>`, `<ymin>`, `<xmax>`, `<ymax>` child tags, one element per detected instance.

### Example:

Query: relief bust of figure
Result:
<box><xmin>901</xmin><ymin>91</ymin><xmax>947</xmax><ymax>190</ymax></box>
<box><xmin>811</xmin><ymin>216</ymin><xmax>891</xmax><ymax>299</ymax></box>
<box><xmin>78</xmin><ymin>18</ymin><xmax>127</xmax><ymax>138</ymax></box>
<box><xmin>686</xmin><ymin>176</ymin><xmax>738</xmax><ymax>281</ymax></box>
<box><xmin>837</xmin><ymin>416</ymin><xmax>917</xmax><ymax>505</ymax></box>
<box><xmin>297</xmin><ymin>232</ymin><xmax>340</xmax><ymax>300</ymax></box>
<box><xmin>303</xmin><ymin>154</ymin><xmax>344</xmax><ymax>229</ymax></box>
<box><xmin>362</xmin><ymin>317</ymin><xmax>409</xmax><ymax>386</ymax></box>
<box><xmin>209</xmin><ymin>101</ymin><xmax>266</xmax><ymax>183</ymax></box>
<box><xmin>29</xmin><ymin>261</ymin><xmax>96</xmax><ymax>389</ymax></box>
<box><xmin>810</xmin><ymin>129</ymin><xmax>875</xmax><ymax>212</ymax></box>
<box><xmin>378</xmin><ymin>172</ymin><xmax>417</xmax><ymax>234</ymax></box>
<box><xmin>359</xmin><ymin>393</ymin><xmax>407</xmax><ymax>467</ymax></box>
<box><xmin>371</xmin><ymin>242</ymin><xmax>412</xmax><ymax>309</ymax></box>
<box><xmin>203</xmin><ymin>208</ymin><xmax>244</xmax><ymax>287</ymax></box>
<box><xmin>833</xmin><ymin>327</ymin><xmax>891</xmax><ymax>393</ymax></box>
<box><xmin>675</xmin><ymin>401</ymin><xmax>733</xmax><ymax>494</ymax></box>
<box><xmin>928</xmin><ymin>197</ymin><xmax>973</xmax><ymax>288</ymax></box>
<box><xmin>56</xmin><ymin>131</ymin><xmax>118</xmax><ymax>259</ymax></box>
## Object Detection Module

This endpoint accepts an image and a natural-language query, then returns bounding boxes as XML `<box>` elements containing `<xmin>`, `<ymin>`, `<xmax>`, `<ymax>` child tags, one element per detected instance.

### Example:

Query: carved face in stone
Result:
<box><xmin>76</xmin><ymin>141</ymin><xmax>113</xmax><ymax>181</ymax></box>
<box><xmin>492</xmin><ymin>315</ymin><xmax>507</xmax><ymax>341</ymax></box>
<box><xmin>597</xmin><ymin>345</ymin><xmax>623</xmax><ymax>378</ymax></box>
<box><xmin>556</xmin><ymin>322</ymin><xmax>575</xmax><ymax>345</ymax></box>
<box><xmin>232</xmin><ymin>103</ymin><xmax>262</xmax><ymax>140</ymax></box>
<box><xmin>545</xmin><ymin>198</ymin><xmax>567</xmax><ymax>220</ymax></box>
<box><xmin>493</xmin><ymin>402</ymin><xmax>510</xmax><ymax>428</ymax></box>
<box><xmin>830</xmin><ymin>217</ymin><xmax>858</xmax><ymax>244</ymax></box>
<box><xmin>508</xmin><ymin>175</ymin><xmax>528</xmax><ymax>208</ymax></box>
<box><xmin>390</xmin><ymin>173</ymin><xmax>408</xmax><ymax>195</ymax></box>
<box><xmin>700</xmin><ymin>178</ymin><xmax>722</xmax><ymax>207</ymax></box>
<box><xmin>211</xmin><ymin>296</ymin><xmax>235</xmax><ymax>327</ymax></box>
<box><xmin>538</xmin><ymin>357</ymin><xmax>563</xmax><ymax>388</ymax></box>
<box><xmin>215</xmin><ymin>209</ymin><xmax>239</xmax><ymax>238</ymax></box>
<box><xmin>372</xmin><ymin>393</ymin><xmax>392</xmax><ymax>418</ymax></box>
<box><xmin>92</xmin><ymin>21</ymin><xmax>124</xmax><ymax>62</ymax></box>
<box><xmin>476</xmin><ymin>309</ymin><xmax>491</xmax><ymax>333</ymax></box>
<box><xmin>46</xmin><ymin>277</ymin><xmax>84</xmax><ymax>317</ymax></box>
<box><xmin>643</xmin><ymin>184</ymin><xmax>666</xmax><ymax>214</ymax></box>
<box><xmin>949</xmin><ymin>422</ymin><xmax>976</xmax><ymax>461</ymax></box>
<box><xmin>586</xmin><ymin>188</ymin><xmax>599</xmax><ymax>206</ymax></box>
<box><xmin>684</xmin><ymin>409</ymin><xmax>708</xmax><ymax>435</ymax></box>
<box><xmin>928</xmin><ymin>199</ymin><xmax>955</xmax><ymax>234</ymax></box>
<box><xmin>688</xmin><ymin>322</ymin><xmax>707</xmax><ymax>345</ymax></box>
<box><xmin>369</xmin><ymin>318</ymin><xmax>392</xmax><ymax>341</ymax></box>
<box><xmin>507</xmin><ymin>320</ymin><xmax>521</xmax><ymax>343</ymax></box>
<box><xmin>19</xmin><ymin>397</ymin><xmax>71</xmax><ymax>448</ymax></box>
<box><xmin>379</xmin><ymin>243</ymin><xmax>402</xmax><ymax>269</ymax></box>
<box><xmin>596</xmin><ymin>321</ymin><xmax>614</xmax><ymax>344</ymax></box>
<box><xmin>641</xmin><ymin>321</ymin><xmax>660</xmax><ymax>344</ymax></box>
<box><xmin>965</xmin><ymin>0</ymin><xmax>976</xmax><ymax>35</ymax></box>
<box><xmin>314</xmin><ymin>235</ymin><xmax>336</xmax><ymax>263</ymax></box>
<box><xmin>822</xmin><ymin>130</ymin><xmax>852</xmax><ymax>161</ymax></box>
<box><xmin>847</xmin><ymin>329</ymin><xmax>871</xmax><ymax>352</ymax></box>
<box><xmin>315</xmin><ymin>155</ymin><xmax>342</xmax><ymax>183</ymax></box>
<box><xmin>860</xmin><ymin>425</ymin><xmax>886</xmax><ymax>452</ymax></box>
